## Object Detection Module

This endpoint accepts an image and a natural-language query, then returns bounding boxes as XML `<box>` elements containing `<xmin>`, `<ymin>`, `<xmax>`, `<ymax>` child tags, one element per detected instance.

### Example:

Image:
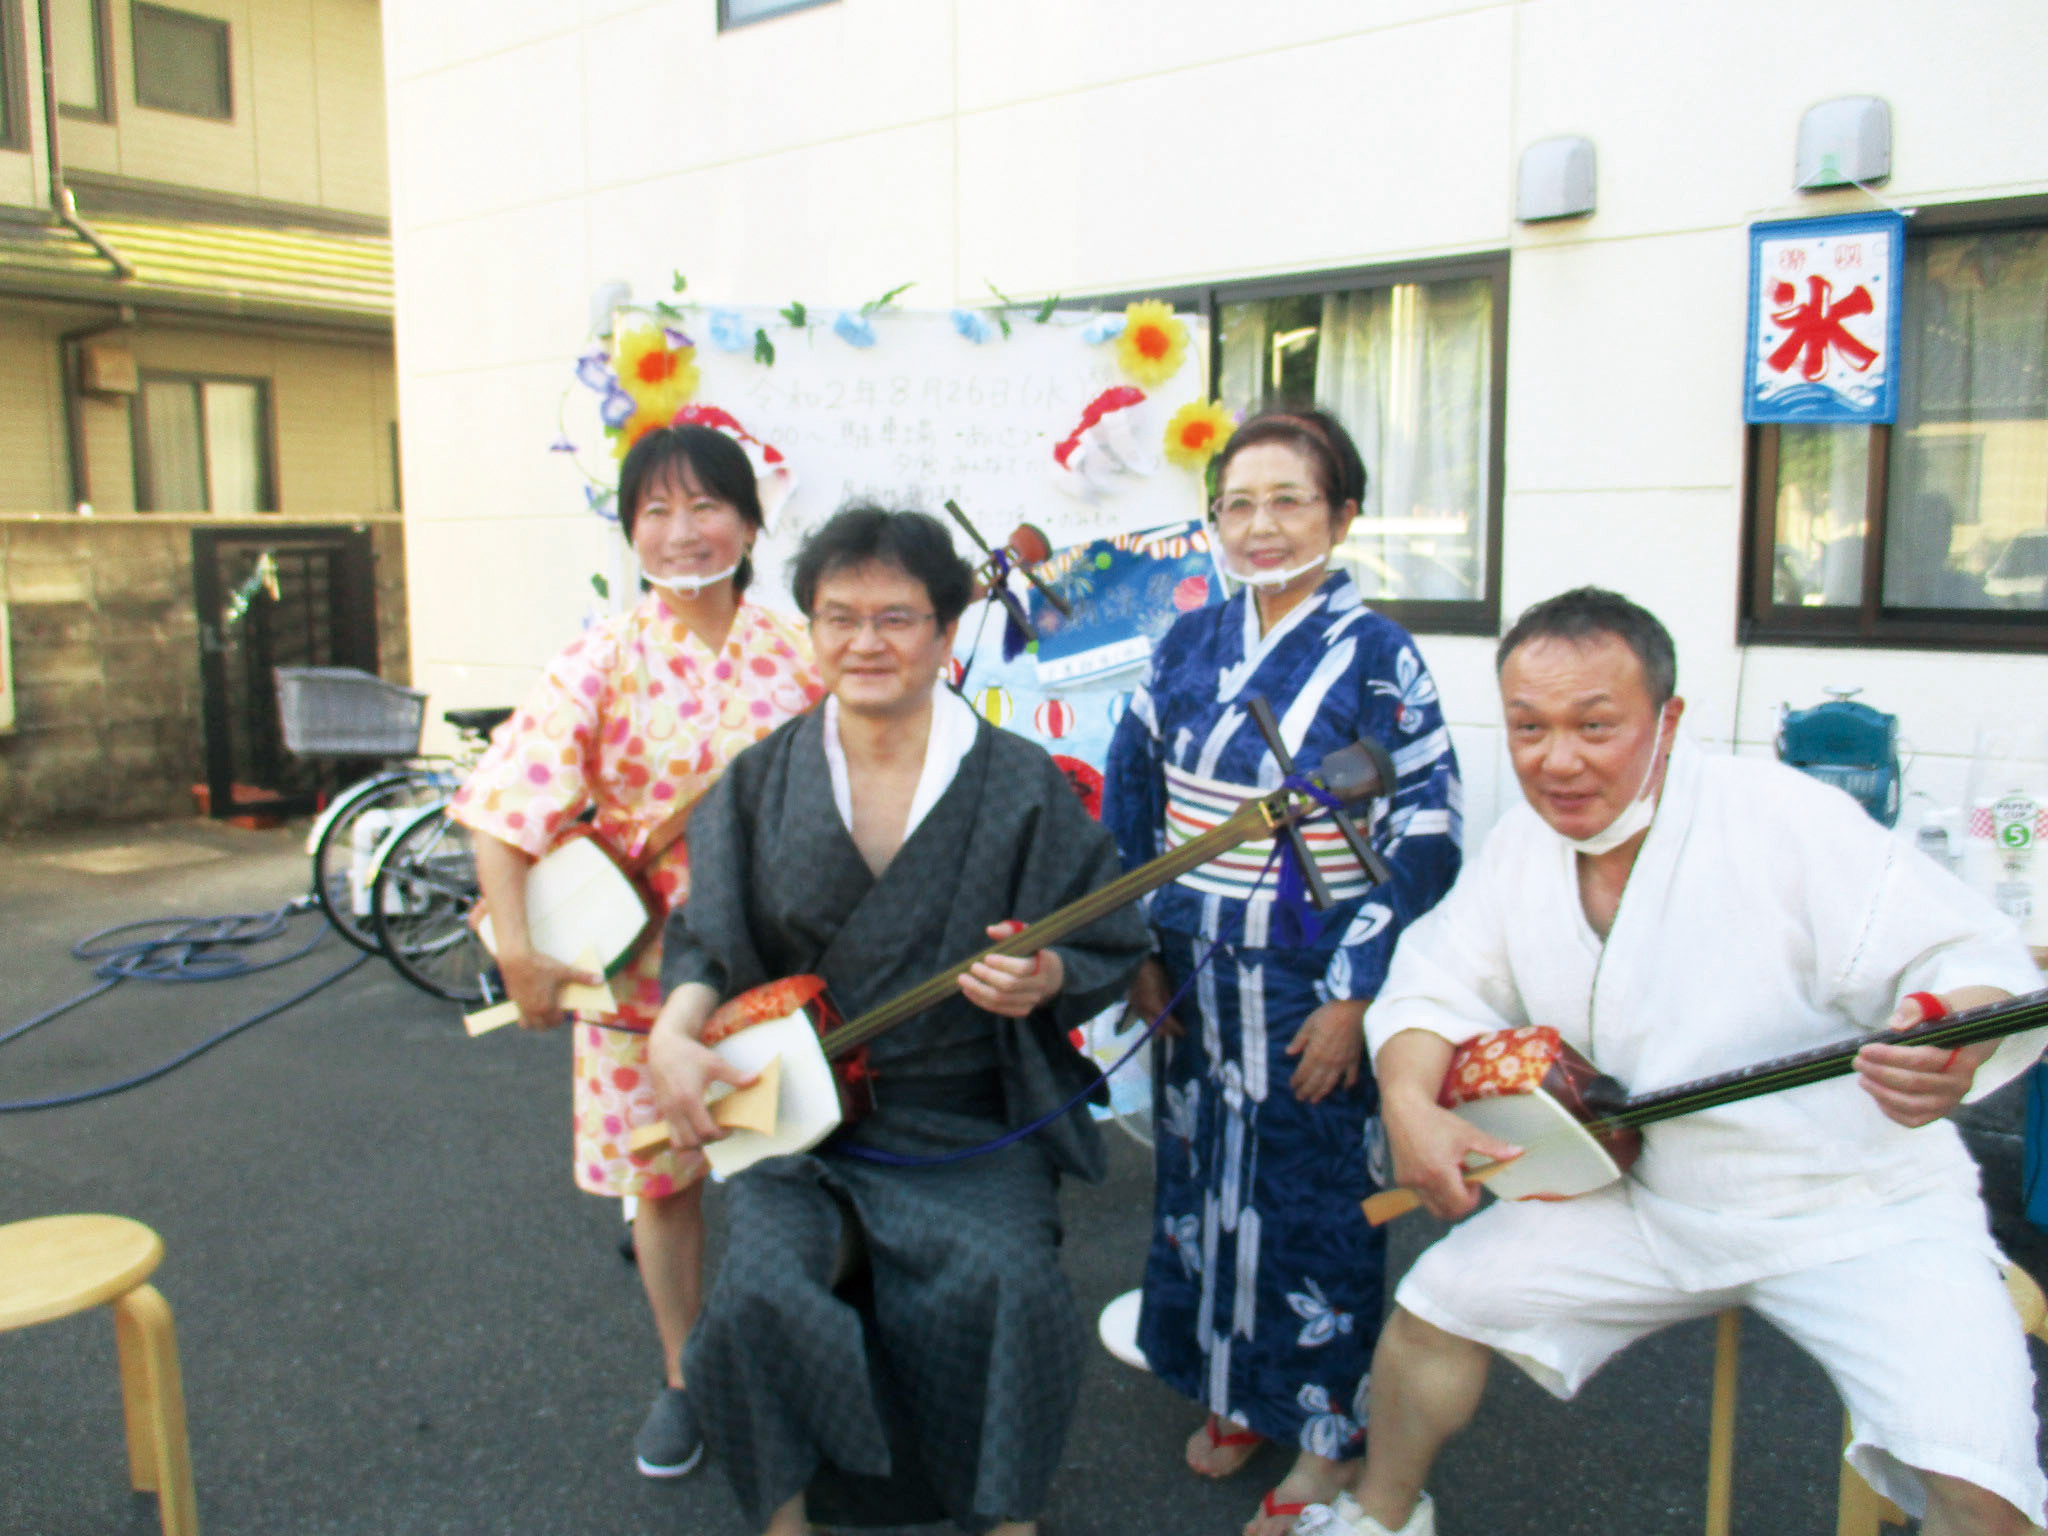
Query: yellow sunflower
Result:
<box><xmin>612</xmin><ymin>325</ymin><xmax>700</xmax><ymax>421</ymax></box>
<box><xmin>1163</xmin><ymin>399</ymin><xmax>1237</xmax><ymax>469</ymax></box>
<box><xmin>610</xmin><ymin>404</ymin><xmax>671</xmax><ymax>460</ymax></box>
<box><xmin>1117</xmin><ymin>299</ymin><xmax>1189</xmax><ymax>386</ymax></box>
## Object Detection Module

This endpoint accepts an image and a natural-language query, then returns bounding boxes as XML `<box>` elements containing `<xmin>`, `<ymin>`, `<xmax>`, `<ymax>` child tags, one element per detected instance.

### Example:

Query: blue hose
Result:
<box><xmin>0</xmin><ymin>905</ymin><xmax>369</xmax><ymax>1111</ymax></box>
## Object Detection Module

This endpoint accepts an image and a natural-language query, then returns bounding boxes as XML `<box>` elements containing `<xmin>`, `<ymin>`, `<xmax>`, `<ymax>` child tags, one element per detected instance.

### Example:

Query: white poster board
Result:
<box><xmin>561</xmin><ymin>303</ymin><xmax>1215</xmax><ymax>612</ymax></box>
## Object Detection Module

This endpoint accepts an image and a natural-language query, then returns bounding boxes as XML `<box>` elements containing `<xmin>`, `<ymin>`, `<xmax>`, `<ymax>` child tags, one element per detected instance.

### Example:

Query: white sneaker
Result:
<box><xmin>1294</xmin><ymin>1490</ymin><xmax>1436</xmax><ymax>1536</ymax></box>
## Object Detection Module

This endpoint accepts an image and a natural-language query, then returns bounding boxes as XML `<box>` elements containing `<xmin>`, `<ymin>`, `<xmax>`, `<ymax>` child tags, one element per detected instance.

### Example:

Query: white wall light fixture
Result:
<box><xmin>1795</xmin><ymin>96</ymin><xmax>1891</xmax><ymax>190</ymax></box>
<box><xmin>1516</xmin><ymin>136</ymin><xmax>1596</xmax><ymax>223</ymax></box>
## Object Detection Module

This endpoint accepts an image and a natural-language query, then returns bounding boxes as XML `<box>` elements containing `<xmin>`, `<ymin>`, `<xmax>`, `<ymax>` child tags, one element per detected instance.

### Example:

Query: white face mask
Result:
<box><xmin>1565</xmin><ymin>718</ymin><xmax>1669</xmax><ymax>856</ymax></box>
<box><xmin>641</xmin><ymin>559</ymin><xmax>740</xmax><ymax>595</ymax></box>
<box><xmin>1224</xmin><ymin>552</ymin><xmax>1328</xmax><ymax>589</ymax></box>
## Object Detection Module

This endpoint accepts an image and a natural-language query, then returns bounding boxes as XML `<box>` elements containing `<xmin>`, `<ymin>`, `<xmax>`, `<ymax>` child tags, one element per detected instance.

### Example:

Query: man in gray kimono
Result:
<box><xmin>648</xmin><ymin>506</ymin><xmax>1150</xmax><ymax>1536</ymax></box>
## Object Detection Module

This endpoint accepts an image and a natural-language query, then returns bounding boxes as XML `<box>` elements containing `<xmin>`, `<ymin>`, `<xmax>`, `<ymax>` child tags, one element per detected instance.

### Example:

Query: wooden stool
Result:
<box><xmin>1707</xmin><ymin>1267</ymin><xmax>2048</xmax><ymax>1536</ymax></box>
<box><xmin>0</xmin><ymin>1214</ymin><xmax>198</xmax><ymax>1536</ymax></box>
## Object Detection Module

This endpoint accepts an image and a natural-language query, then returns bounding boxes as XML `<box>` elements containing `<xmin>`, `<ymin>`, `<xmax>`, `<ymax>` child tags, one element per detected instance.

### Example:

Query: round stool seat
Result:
<box><xmin>1097</xmin><ymin>1287</ymin><xmax>1149</xmax><ymax>1370</ymax></box>
<box><xmin>0</xmin><ymin>1214</ymin><xmax>164</xmax><ymax>1330</ymax></box>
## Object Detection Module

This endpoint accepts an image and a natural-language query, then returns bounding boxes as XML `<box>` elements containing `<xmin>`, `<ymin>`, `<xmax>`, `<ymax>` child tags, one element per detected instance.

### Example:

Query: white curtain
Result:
<box><xmin>143</xmin><ymin>381</ymin><xmax>205</xmax><ymax>511</ymax></box>
<box><xmin>1218</xmin><ymin>302</ymin><xmax>1272</xmax><ymax>418</ymax></box>
<box><xmin>1315</xmin><ymin>278</ymin><xmax>1492</xmax><ymax>600</ymax></box>
<box><xmin>203</xmin><ymin>382</ymin><xmax>265</xmax><ymax>512</ymax></box>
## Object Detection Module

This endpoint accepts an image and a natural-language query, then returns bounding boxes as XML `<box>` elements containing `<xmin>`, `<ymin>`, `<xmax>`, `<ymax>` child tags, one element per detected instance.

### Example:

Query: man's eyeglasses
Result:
<box><xmin>812</xmin><ymin>608</ymin><xmax>935</xmax><ymax>641</ymax></box>
<box><xmin>1210</xmin><ymin>490</ymin><xmax>1326</xmax><ymax>524</ymax></box>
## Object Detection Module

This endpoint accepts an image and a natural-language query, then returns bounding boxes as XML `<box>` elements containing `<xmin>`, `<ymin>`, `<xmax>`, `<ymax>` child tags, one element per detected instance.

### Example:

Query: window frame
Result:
<box><xmin>1739</xmin><ymin>196</ymin><xmax>2048</xmax><ymax>654</ymax></box>
<box><xmin>54</xmin><ymin>0</ymin><xmax>114</xmax><ymax>123</ymax></box>
<box><xmin>0</xmin><ymin>0</ymin><xmax>28</xmax><ymax>150</ymax></box>
<box><xmin>132</xmin><ymin>371</ymin><xmax>277</xmax><ymax>513</ymax></box>
<box><xmin>130</xmin><ymin>0</ymin><xmax>231</xmax><ymax>122</ymax></box>
<box><xmin>717</xmin><ymin>0</ymin><xmax>835</xmax><ymax>31</ymax></box>
<box><xmin>1090</xmin><ymin>252</ymin><xmax>1511</xmax><ymax>637</ymax></box>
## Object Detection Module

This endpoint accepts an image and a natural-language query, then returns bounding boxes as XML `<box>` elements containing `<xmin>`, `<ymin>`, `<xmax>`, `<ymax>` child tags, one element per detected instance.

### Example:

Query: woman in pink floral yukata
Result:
<box><xmin>453</xmin><ymin>423</ymin><xmax>823</xmax><ymax>1481</ymax></box>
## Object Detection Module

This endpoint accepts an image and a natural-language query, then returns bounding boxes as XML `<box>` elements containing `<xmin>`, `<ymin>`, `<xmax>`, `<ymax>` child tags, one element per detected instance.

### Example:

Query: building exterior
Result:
<box><xmin>0</xmin><ymin>0</ymin><xmax>400</xmax><ymax>832</ymax></box>
<box><xmin>381</xmin><ymin>1</ymin><xmax>2047</xmax><ymax>924</ymax></box>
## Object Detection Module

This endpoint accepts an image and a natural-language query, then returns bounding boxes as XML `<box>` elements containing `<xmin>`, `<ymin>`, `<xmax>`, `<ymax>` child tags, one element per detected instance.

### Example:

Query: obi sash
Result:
<box><xmin>1164</xmin><ymin>762</ymin><xmax>1371</xmax><ymax>904</ymax></box>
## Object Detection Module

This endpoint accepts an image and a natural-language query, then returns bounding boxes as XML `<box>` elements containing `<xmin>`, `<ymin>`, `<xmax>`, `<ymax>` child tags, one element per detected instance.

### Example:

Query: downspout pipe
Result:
<box><xmin>34</xmin><ymin>0</ymin><xmax>131</xmax><ymax>278</ymax></box>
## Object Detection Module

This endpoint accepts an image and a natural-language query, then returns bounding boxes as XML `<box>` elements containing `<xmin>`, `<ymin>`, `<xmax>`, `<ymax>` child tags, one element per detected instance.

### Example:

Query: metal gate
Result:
<box><xmin>192</xmin><ymin>525</ymin><xmax>379</xmax><ymax>819</ymax></box>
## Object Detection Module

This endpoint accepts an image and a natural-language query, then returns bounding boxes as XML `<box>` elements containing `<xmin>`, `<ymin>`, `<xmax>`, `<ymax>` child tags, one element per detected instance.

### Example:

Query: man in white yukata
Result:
<box><xmin>1299</xmin><ymin>587</ymin><xmax>2047</xmax><ymax>1536</ymax></box>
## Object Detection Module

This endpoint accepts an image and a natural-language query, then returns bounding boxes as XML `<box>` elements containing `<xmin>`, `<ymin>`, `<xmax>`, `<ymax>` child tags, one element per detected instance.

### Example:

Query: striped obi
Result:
<box><xmin>1164</xmin><ymin>762</ymin><xmax>1373</xmax><ymax>904</ymax></box>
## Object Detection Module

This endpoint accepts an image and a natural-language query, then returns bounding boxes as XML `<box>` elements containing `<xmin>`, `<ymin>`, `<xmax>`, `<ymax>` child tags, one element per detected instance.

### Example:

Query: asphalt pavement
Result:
<box><xmin>2</xmin><ymin>816</ymin><xmax>2043</xmax><ymax>1536</ymax></box>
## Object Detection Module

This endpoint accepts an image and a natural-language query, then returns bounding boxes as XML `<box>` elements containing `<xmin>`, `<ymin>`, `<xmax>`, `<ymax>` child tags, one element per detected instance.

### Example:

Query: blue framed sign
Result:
<box><xmin>1744</xmin><ymin>210</ymin><xmax>1905</xmax><ymax>424</ymax></box>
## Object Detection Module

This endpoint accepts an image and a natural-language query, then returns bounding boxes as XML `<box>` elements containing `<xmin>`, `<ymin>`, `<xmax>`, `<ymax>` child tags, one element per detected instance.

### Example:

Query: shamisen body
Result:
<box><xmin>1292</xmin><ymin>587</ymin><xmax>2048</xmax><ymax>1536</ymax></box>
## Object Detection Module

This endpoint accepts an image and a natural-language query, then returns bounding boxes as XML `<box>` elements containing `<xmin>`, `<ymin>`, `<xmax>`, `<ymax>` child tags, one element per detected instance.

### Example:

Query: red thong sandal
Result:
<box><xmin>1260</xmin><ymin>1488</ymin><xmax>1310</xmax><ymax>1520</ymax></box>
<box><xmin>1206</xmin><ymin>1414</ymin><xmax>1262</xmax><ymax>1452</ymax></box>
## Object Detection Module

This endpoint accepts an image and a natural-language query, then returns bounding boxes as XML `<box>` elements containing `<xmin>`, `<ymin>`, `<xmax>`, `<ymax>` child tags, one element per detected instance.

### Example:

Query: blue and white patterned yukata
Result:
<box><xmin>1101</xmin><ymin>567</ymin><xmax>1462</xmax><ymax>1457</ymax></box>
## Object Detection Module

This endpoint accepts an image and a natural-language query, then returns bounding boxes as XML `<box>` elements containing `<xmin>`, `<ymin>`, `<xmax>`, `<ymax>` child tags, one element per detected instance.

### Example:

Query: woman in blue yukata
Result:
<box><xmin>1102</xmin><ymin>408</ymin><xmax>1463</xmax><ymax>1536</ymax></box>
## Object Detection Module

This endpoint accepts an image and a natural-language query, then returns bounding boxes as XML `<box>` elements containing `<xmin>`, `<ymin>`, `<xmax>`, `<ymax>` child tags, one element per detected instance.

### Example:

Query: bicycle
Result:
<box><xmin>364</xmin><ymin>798</ymin><xmax>498</xmax><ymax>1005</ymax></box>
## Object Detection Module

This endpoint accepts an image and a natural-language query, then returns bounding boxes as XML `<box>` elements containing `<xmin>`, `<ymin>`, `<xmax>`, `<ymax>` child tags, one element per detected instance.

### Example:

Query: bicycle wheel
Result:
<box><xmin>310</xmin><ymin>771</ymin><xmax>455</xmax><ymax>952</ymax></box>
<box><xmin>369</xmin><ymin>802</ymin><xmax>499</xmax><ymax>1003</ymax></box>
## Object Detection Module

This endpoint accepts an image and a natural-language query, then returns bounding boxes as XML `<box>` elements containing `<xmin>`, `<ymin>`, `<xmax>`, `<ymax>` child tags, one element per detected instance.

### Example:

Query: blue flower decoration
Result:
<box><xmin>1082</xmin><ymin>313</ymin><xmax>1127</xmax><ymax>344</ymax></box>
<box><xmin>833</xmin><ymin>311</ymin><xmax>878</xmax><ymax>348</ymax></box>
<box><xmin>952</xmin><ymin>308</ymin><xmax>996</xmax><ymax>344</ymax></box>
<box><xmin>583</xmin><ymin>485</ymin><xmax>618</xmax><ymax>522</ymax></box>
<box><xmin>708</xmin><ymin>310</ymin><xmax>750</xmax><ymax>353</ymax></box>
<box><xmin>575</xmin><ymin>349</ymin><xmax>613</xmax><ymax>392</ymax></box>
<box><xmin>599</xmin><ymin>384</ymin><xmax>637</xmax><ymax>429</ymax></box>
<box><xmin>548</xmin><ymin>435</ymin><xmax>576</xmax><ymax>454</ymax></box>
<box><xmin>662</xmin><ymin>326</ymin><xmax>694</xmax><ymax>350</ymax></box>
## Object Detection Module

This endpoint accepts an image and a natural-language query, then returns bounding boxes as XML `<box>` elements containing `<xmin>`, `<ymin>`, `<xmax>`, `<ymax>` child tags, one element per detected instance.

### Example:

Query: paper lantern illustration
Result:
<box><xmin>1035</xmin><ymin>700</ymin><xmax>1075</xmax><ymax>739</ymax></box>
<box><xmin>974</xmin><ymin>685</ymin><xmax>1012</xmax><ymax>726</ymax></box>
<box><xmin>1173</xmin><ymin>575</ymin><xmax>1210</xmax><ymax>611</ymax></box>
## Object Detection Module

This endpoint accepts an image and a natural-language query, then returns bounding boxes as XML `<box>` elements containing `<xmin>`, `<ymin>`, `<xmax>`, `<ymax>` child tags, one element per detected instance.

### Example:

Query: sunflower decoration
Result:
<box><xmin>1116</xmin><ymin>299</ymin><xmax>1189</xmax><ymax>387</ymax></box>
<box><xmin>1163</xmin><ymin>399</ymin><xmax>1236</xmax><ymax>470</ymax></box>
<box><xmin>609</xmin><ymin>324</ymin><xmax>700</xmax><ymax>456</ymax></box>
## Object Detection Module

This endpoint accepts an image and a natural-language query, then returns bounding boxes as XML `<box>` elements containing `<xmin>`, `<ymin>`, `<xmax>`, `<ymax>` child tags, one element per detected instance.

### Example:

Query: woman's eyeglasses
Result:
<box><xmin>1210</xmin><ymin>490</ymin><xmax>1326</xmax><ymax>524</ymax></box>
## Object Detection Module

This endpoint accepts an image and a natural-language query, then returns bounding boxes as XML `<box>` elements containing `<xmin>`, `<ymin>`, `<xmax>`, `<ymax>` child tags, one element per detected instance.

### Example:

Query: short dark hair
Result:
<box><xmin>1496</xmin><ymin>587</ymin><xmax>1677</xmax><ymax>706</ymax></box>
<box><xmin>790</xmin><ymin>505</ymin><xmax>975</xmax><ymax>628</ymax></box>
<box><xmin>617</xmin><ymin>425</ymin><xmax>764</xmax><ymax>594</ymax></box>
<box><xmin>1212</xmin><ymin>407</ymin><xmax>1369</xmax><ymax>516</ymax></box>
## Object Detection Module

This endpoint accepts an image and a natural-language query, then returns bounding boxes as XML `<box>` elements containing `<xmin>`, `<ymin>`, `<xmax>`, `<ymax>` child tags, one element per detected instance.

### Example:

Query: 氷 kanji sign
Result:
<box><xmin>1744</xmin><ymin>211</ymin><xmax>1905</xmax><ymax>424</ymax></box>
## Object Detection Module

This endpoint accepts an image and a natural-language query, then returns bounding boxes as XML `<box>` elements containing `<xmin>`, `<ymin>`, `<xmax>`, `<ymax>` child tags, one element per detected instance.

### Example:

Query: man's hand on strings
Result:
<box><xmin>1128</xmin><ymin>957</ymin><xmax>1182</xmax><ymax>1039</ymax></box>
<box><xmin>1856</xmin><ymin>986</ymin><xmax>2011</xmax><ymax>1128</ymax></box>
<box><xmin>646</xmin><ymin>983</ymin><xmax>758</xmax><ymax>1151</ymax></box>
<box><xmin>959</xmin><ymin>920</ymin><xmax>1065</xmax><ymax>1017</ymax></box>
<box><xmin>1286</xmin><ymin>999</ymin><xmax>1367</xmax><ymax>1103</ymax></box>
<box><xmin>499</xmin><ymin>946</ymin><xmax>604</xmax><ymax>1031</ymax></box>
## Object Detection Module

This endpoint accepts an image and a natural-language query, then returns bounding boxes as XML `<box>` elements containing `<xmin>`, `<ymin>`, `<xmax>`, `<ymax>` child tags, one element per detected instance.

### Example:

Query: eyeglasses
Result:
<box><xmin>1210</xmin><ymin>490</ymin><xmax>1326</xmax><ymax>524</ymax></box>
<box><xmin>812</xmin><ymin>608</ymin><xmax>935</xmax><ymax>641</ymax></box>
<box><xmin>639</xmin><ymin>497</ymin><xmax>738</xmax><ymax>524</ymax></box>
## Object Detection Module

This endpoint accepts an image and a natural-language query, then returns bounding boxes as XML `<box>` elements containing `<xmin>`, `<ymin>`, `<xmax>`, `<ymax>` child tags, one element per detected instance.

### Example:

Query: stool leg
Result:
<box><xmin>112</xmin><ymin>1284</ymin><xmax>199</xmax><ymax>1536</ymax></box>
<box><xmin>1835</xmin><ymin>1409</ymin><xmax>1908</xmax><ymax>1536</ymax></box>
<box><xmin>1706</xmin><ymin>1309</ymin><xmax>1740</xmax><ymax>1536</ymax></box>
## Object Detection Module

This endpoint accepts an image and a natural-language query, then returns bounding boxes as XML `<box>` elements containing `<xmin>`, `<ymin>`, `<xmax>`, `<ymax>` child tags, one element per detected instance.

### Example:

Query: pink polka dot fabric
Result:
<box><xmin>451</xmin><ymin>596</ymin><xmax>823</xmax><ymax>1195</ymax></box>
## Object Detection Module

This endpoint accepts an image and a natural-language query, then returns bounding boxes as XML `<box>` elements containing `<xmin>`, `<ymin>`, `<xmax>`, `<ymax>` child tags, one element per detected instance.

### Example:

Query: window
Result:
<box><xmin>51</xmin><ymin>0</ymin><xmax>111</xmax><ymax>120</ymax></box>
<box><xmin>718</xmin><ymin>0</ymin><xmax>834</xmax><ymax>30</ymax></box>
<box><xmin>132</xmin><ymin>2</ymin><xmax>229</xmax><ymax>120</ymax></box>
<box><xmin>136</xmin><ymin>376</ymin><xmax>273</xmax><ymax>512</ymax></box>
<box><xmin>0</xmin><ymin>0</ymin><xmax>26</xmax><ymax>150</ymax></box>
<box><xmin>1126</xmin><ymin>256</ymin><xmax>1508</xmax><ymax>634</ymax></box>
<box><xmin>1743</xmin><ymin>203</ymin><xmax>2048</xmax><ymax>650</ymax></box>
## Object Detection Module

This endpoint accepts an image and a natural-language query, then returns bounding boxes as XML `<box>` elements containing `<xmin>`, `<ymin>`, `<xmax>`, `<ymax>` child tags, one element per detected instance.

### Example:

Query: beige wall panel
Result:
<box><xmin>270</xmin><ymin>340</ymin><xmax>385</xmax><ymax>510</ymax></box>
<box><xmin>403</xmin><ymin>511</ymin><xmax>610</xmax><ymax>679</ymax></box>
<box><xmin>0</xmin><ymin>149</ymin><xmax>40</xmax><ymax>210</ymax></box>
<box><xmin>78</xmin><ymin>395</ymin><xmax>134</xmax><ymax>511</ymax></box>
<box><xmin>117</xmin><ymin>0</ymin><xmax>261</xmax><ymax>195</ymax></box>
<box><xmin>1506</xmin><ymin>230</ymin><xmax>1748</xmax><ymax>496</ymax></box>
<box><xmin>395</xmin><ymin>360</ymin><xmax>593</xmax><ymax>526</ymax></box>
<box><xmin>248</xmin><ymin>0</ymin><xmax>322</xmax><ymax>206</ymax></box>
<box><xmin>55</xmin><ymin>115</ymin><xmax>118</xmax><ymax>176</ymax></box>
<box><xmin>386</xmin><ymin>31</ymin><xmax>583</xmax><ymax>227</ymax></box>
<box><xmin>311</xmin><ymin>0</ymin><xmax>387</xmax><ymax>214</ymax></box>
<box><xmin>131</xmin><ymin>326</ymin><xmax>274</xmax><ymax>375</ymax></box>
<box><xmin>396</xmin><ymin>197</ymin><xmax>590</xmax><ymax>374</ymax></box>
<box><xmin>0</xmin><ymin>313</ymin><xmax>65</xmax><ymax>509</ymax></box>
<box><xmin>383</xmin><ymin>0</ymin><xmax>573</xmax><ymax>83</ymax></box>
<box><xmin>956</xmin><ymin>0</ymin><xmax>1510</xmax><ymax>114</ymax></box>
<box><xmin>583</xmin><ymin>122</ymin><xmax>955</xmax><ymax>309</ymax></box>
<box><xmin>1514</xmin><ymin>0</ymin><xmax>2048</xmax><ymax>243</ymax></box>
<box><xmin>583</xmin><ymin>0</ymin><xmax>953</xmax><ymax>190</ymax></box>
<box><xmin>1503</xmin><ymin>487</ymin><xmax>1745</xmax><ymax>747</ymax></box>
<box><xmin>956</xmin><ymin>12</ymin><xmax>1514</xmax><ymax>298</ymax></box>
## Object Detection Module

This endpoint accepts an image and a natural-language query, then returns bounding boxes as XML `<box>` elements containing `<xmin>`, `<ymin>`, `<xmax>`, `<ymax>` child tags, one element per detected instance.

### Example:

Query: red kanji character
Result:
<box><xmin>1778</xmin><ymin>247</ymin><xmax>1808</xmax><ymax>272</ymax></box>
<box><xmin>1834</xmin><ymin>242</ymin><xmax>1864</xmax><ymax>269</ymax></box>
<box><xmin>1767</xmin><ymin>275</ymin><xmax>1879</xmax><ymax>380</ymax></box>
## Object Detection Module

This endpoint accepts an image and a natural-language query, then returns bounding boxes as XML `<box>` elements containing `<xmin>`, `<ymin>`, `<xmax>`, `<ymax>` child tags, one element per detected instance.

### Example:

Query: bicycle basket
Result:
<box><xmin>275</xmin><ymin>667</ymin><xmax>428</xmax><ymax>757</ymax></box>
